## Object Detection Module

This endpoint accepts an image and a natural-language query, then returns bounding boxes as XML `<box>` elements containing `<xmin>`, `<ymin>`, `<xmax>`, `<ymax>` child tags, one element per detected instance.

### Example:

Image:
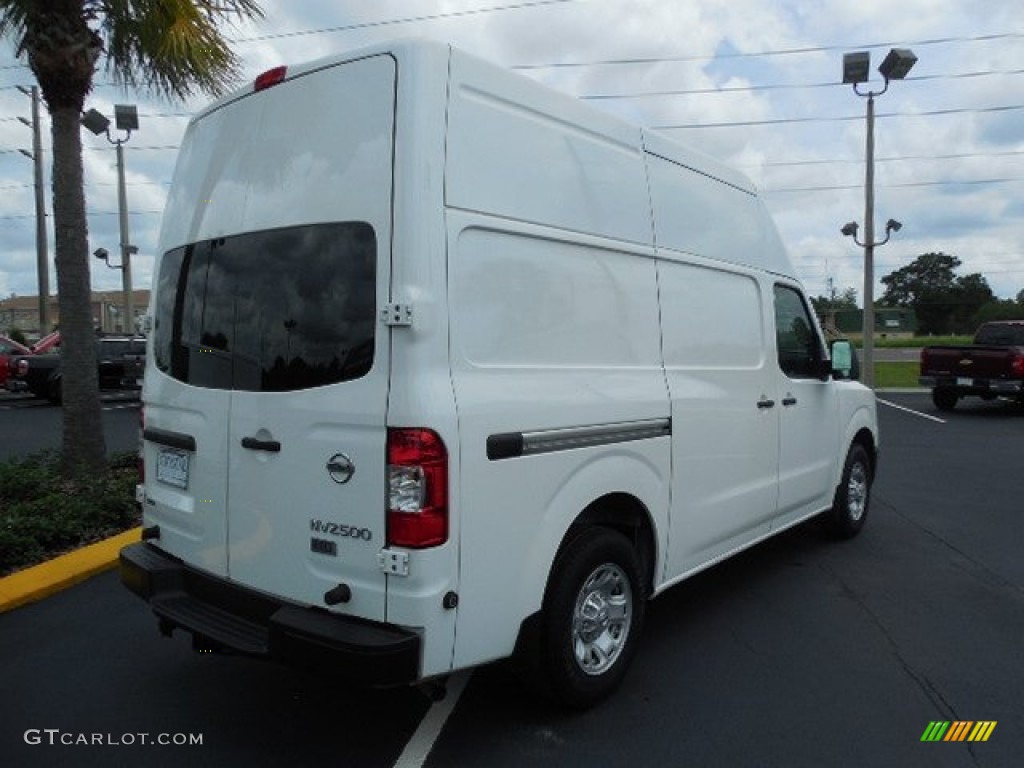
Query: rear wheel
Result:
<box><xmin>822</xmin><ymin>443</ymin><xmax>871</xmax><ymax>539</ymax></box>
<box><xmin>536</xmin><ymin>527</ymin><xmax>645</xmax><ymax>709</ymax></box>
<box><xmin>932</xmin><ymin>387</ymin><xmax>958</xmax><ymax>412</ymax></box>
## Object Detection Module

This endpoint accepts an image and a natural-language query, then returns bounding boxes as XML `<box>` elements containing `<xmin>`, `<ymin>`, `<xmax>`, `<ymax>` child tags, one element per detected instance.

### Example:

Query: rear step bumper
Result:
<box><xmin>120</xmin><ymin>542</ymin><xmax>420</xmax><ymax>685</ymax></box>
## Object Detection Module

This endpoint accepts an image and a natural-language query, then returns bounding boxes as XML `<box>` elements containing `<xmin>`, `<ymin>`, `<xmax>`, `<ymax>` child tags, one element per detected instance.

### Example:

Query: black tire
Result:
<box><xmin>47</xmin><ymin>376</ymin><xmax>62</xmax><ymax>405</ymax></box>
<box><xmin>932</xmin><ymin>388</ymin><xmax>958</xmax><ymax>412</ymax></box>
<box><xmin>536</xmin><ymin>527</ymin><xmax>645</xmax><ymax>710</ymax></box>
<box><xmin>822</xmin><ymin>443</ymin><xmax>872</xmax><ymax>539</ymax></box>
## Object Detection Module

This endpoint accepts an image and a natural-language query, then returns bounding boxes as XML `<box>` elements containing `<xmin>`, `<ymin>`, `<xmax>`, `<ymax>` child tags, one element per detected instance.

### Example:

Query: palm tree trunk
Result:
<box><xmin>50</xmin><ymin>105</ymin><xmax>107</xmax><ymax>475</ymax></box>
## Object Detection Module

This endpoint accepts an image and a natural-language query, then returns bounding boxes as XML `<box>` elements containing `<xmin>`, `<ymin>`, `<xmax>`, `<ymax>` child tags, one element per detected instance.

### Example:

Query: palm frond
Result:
<box><xmin>100</xmin><ymin>0</ymin><xmax>264</xmax><ymax>101</ymax></box>
<box><xmin>0</xmin><ymin>0</ymin><xmax>33</xmax><ymax>54</ymax></box>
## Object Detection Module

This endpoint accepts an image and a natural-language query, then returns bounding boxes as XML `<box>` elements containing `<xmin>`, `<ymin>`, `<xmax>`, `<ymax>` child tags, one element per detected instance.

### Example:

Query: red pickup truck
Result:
<box><xmin>919</xmin><ymin>320</ymin><xmax>1024</xmax><ymax>411</ymax></box>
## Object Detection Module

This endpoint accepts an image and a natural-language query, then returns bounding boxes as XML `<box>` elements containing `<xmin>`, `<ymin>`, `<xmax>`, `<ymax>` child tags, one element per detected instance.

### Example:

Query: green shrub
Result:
<box><xmin>0</xmin><ymin>452</ymin><xmax>140</xmax><ymax>576</ymax></box>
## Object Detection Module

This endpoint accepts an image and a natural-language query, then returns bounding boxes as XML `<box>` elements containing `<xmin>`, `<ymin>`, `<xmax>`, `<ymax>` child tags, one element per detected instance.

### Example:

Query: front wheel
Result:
<box><xmin>821</xmin><ymin>443</ymin><xmax>872</xmax><ymax>539</ymax></box>
<box><xmin>537</xmin><ymin>527</ymin><xmax>645</xmax><ymax>710</ymax></box>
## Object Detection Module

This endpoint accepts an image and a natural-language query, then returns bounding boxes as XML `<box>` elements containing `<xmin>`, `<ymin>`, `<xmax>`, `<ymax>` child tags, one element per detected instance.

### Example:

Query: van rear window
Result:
<box><xmin>153</xmin><ymin>222</ymin><xmax>376</xmax><ymax>392</ymax></box>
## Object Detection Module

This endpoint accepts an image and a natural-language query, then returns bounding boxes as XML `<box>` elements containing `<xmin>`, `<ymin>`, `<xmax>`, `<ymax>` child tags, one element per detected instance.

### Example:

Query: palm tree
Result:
<box><xmin>0</xmin><ymin>0</ymin><xmax>262</xmax><ymax>476</ymax></box>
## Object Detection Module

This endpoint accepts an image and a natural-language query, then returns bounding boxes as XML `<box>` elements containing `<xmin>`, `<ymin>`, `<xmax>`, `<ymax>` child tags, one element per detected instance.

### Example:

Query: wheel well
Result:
<box><xmin>852</xmin><ymin>427</ymin><xmax>877</xmax><ymax>480</ymax></box>
<box><xmin>559</xmin><ymin>493</ymin><xmax>657</xmax><ymax>599</ymax></box>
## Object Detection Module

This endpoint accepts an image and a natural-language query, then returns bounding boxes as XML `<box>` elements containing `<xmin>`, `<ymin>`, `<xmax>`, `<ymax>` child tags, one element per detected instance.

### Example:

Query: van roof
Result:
<box><xmin>192</xmin><ymin>37</ymin><xmax>758</xmax><ymax>197</ymax></box>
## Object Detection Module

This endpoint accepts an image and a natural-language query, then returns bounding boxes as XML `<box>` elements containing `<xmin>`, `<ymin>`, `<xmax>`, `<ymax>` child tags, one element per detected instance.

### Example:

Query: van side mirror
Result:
<box><xmin>829</xmin><ymin>339</ymin><xmax>858</xmax><ymax>380</ymax></box>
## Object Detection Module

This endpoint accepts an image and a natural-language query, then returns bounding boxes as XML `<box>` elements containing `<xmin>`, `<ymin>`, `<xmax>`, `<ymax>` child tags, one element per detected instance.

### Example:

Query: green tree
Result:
<box><xmin>880</xmin><ymin>252</ymin><xmax>993</xmax><ymax>335</ymax></box>
<box><xmin>950</xmin><ymin>272</ymin><xmax>994</xmax><ymax>333</ymax></box>
<box><xmin>810</xmin><ymin>286</ymin><xmax>858</xmax><ymax>316</ymax></box>
<box><xmin>0</xmin><ymin>0</ymin><xmax>262</xmax><ymax>476</ymax></box>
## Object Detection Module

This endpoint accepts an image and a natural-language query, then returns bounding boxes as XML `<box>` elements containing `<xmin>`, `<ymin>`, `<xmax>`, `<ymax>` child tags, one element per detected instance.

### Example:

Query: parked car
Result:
<box><xmin>919</xmin><ymin>320</ymin><xmax>1024</xmax><ymax>410</ymax></box>
<box><xmin>11</xmin><ymin>335</ymin><xmax>145</xmax><ymax>404</ymax></box>
<box><xmin>0</xmin><ymin>335</ymin><xmax>32</xmax><ymax>390</ymax></box>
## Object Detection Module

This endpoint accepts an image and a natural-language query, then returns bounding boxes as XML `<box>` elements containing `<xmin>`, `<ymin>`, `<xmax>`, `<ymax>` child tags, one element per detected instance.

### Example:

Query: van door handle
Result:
<box><xmin>782</xmin><ymin>396</ymin><xmax>798</xmax><ymax>407</ymax></box>
<box><xmin>756</xmin><ymin>398</ymin><xmax>776</xmax><ymax>410</ymax></box>
<box><xmin>241</xmin><ymin>436</ymin><xmax>281</xmax><ymax>453</ymax></box>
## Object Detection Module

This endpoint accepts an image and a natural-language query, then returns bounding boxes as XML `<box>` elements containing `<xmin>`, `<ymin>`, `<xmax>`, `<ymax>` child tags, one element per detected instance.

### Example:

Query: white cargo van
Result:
<box><xmin>121</xmin><ymin>38</ymin><xmax>878</xmax><ymax>709</ymax></box>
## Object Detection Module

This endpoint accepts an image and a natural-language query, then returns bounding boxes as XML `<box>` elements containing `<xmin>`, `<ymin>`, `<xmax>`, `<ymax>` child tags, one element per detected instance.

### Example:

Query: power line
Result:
<box><xmin>580</xmin><ymin>68</ymin><xmax>1024</xmax><ymax>100</ymax></box>
<box><xmin>749</xmin><ymin>149</ymin><xmax>1024</xmax><ymax>170</ymax></box>
<box><xmin>0</xmin><ymin>210</ymin><xmax>163</xmax><ymax>221</ymax></box>
<box><xmin>652</xmin><ymin>103</ymin><xmax>1024</xmax><ymax>130</ymax></box>
<box><xmin>763</xmin><ymin>177</ymin><xmax>1024</xmax><ymax>194</ymax></box>
<box><xmin>512</xmin><ymin>31</ymin><xmax>1024</xmax><ymax>69</ymax></box>
<box><xmin>232</xmin><ymin>0</ymin><xmax>582</xmax><ymax>43</ymax></box>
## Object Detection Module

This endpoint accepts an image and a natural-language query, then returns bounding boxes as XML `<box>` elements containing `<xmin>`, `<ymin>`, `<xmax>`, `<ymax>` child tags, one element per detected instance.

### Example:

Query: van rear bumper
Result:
<box><xmin>120</xmin><ymin>542</ymin><xmax>420</xmax><ymax>686</ymax></box>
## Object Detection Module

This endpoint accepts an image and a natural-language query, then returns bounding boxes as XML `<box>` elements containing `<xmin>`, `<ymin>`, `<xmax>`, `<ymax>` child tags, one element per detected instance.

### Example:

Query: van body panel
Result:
<box><xmin>141</xmin><ymin>397</ymin><xmax>231</xmax><ymax>576</ymax></box>
<box><xmin>446</xmin><ymin>213</ymin><xmax>670</xmax><ymax>666</ymax></box>
<box><xmin>144</xmin><ymin>53</ymin><xmax>398</xmax><ymax>621</ymax></box>
<box><xmin>446</xmin><ymin>49</ymin><xmax>651</xmax><ymax>245</ymax></box>
<box><xmin>452</xmin><ymin>444</ymin><xmax>670</xmax><ymax>668</ymax></box>
<box><xmin>657</xmin><ymin>255</ymin><xmax>779</xmax><ymax>574</ymax></box>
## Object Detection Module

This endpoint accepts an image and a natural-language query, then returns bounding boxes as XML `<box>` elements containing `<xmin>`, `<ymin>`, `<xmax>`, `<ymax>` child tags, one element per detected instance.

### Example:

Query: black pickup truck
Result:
<box><xmin>10</xmin><ymin>336</ymin><xmax>145</xmax><ymax>404</ymax></box>
<box><xmin>919</xmin><ymin>321</ymin><xmax>1024</xmax><ymax>411</ymax></box>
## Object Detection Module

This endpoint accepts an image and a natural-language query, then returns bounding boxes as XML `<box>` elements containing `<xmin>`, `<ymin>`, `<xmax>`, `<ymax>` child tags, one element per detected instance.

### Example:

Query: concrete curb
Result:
<box><xmin>0</xmin><ymin>527</ymin><xmax>141</xmax><ymax>614</ymax></box>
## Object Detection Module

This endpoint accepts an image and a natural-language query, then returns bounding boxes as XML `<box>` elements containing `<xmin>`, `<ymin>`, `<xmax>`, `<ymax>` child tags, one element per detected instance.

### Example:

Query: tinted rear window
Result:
<box><xmin>153</xmin><ymin>222</ymin><xmax>376</xmax><ymax>392</ymax></box>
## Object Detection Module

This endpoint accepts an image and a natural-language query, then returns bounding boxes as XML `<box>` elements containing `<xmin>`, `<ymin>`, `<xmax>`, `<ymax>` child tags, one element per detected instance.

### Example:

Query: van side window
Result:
<box><xmin>153</xmin><ymin>222</ymin><xmax>377</xmax><ymax>392</ymax></box>
<box><xmin>773</xmin><ymin>285</ymin><xmax>823</xmax><ymax>379</ymax></box>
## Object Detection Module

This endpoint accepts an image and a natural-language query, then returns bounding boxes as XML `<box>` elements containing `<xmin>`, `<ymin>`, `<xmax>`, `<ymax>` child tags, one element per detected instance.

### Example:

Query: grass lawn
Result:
<box><xmin>858</xmin><ymin>335</ymin><xmax>971</xmax><ymax>349</ymax></box>
<box><xmin>873</xmin><ymin>361</ymin><xmax>921</xmax><ymax>388</ymax></box>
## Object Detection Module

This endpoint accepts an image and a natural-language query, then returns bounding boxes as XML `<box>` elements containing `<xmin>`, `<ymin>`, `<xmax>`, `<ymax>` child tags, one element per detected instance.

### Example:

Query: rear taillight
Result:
<box><xmin>1011</xmin><ymin>354</ymin><xmax>1024</xmax><ymax>377</ymax></box>
<box><xmin>387</xmin><ymin>428</ymin><xmax>448</xmax><ymax>549</ymax></box>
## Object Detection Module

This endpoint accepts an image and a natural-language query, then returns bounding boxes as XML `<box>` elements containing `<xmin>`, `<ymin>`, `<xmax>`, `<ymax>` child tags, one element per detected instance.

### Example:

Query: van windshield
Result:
<box><xmin>153</xmin><ymin>222</ymin><xmax>376</xmax><ymax>392</ymax></box>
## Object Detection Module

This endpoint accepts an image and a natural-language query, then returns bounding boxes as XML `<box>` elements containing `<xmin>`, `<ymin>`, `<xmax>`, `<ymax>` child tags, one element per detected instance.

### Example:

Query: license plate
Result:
<box><xmin>156</xmin><ymin>448</ymin><xmax>190</xmax><ymax>489</ymax></box>
<box><xmin>956</xmin><ymin>377</ymin><xmax>973</xmax><ymax>386</ymax></box>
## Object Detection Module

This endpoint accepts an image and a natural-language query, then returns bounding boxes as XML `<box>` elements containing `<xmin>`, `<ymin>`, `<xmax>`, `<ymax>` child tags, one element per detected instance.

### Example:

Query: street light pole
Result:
<box><xmin>841</xmin><ymin>48</ymin><xmax>917</xmax><ymax>388</ymax></box>
<box><xmin>863</xmin><ymin>90</ymin><xmax>876</xmax><ymax>387</ymax></box>
<box><xmin>81</xmin><ymin>104</ymin><xmax>139</xmax><ymax>335</ymax></box>
<box><xmin>17</xmin><ymin>85</ymin><xmax>50</xmax><ymax>333</ymax></box>
<box><xmin>115</xmin><ymin>139</ymin><xmax>133</xmax><ymax>335</ymax></box>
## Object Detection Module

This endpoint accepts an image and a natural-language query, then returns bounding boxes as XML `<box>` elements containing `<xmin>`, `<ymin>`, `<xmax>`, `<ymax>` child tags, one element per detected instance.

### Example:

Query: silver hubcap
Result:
<box><xmin>572</xmin><ymin>563</ymin><xmax>632</xmax><ymax>676</ymax></box>
<box><xmin>847</xmin><ymin>461</ymin><xmax>868</xmax><ymax>521</ymax></box>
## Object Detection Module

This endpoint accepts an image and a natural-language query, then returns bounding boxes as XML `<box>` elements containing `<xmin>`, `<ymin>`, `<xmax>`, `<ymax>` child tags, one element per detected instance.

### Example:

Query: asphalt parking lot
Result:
<box><xmin>0</xmin><ymin>390</ymin><xmax>140</xmax><ymax>459</ymax></box>
<box><xmin>1</xmin><ymin>391</ymin><xmax>1021</xmax><ymax>767</ymax></box>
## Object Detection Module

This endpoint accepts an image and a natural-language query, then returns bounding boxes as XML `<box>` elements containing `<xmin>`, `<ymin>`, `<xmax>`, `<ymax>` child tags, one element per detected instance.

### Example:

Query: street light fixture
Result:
<box><xmin>841</xmin><ymin>48</ymin><xmax>916</xmax><ymax>388</ymax></box>
<box><xmin>81</xmin><ymin>104</ymin><xmax>139</xmax><ymax>335</ymax></box>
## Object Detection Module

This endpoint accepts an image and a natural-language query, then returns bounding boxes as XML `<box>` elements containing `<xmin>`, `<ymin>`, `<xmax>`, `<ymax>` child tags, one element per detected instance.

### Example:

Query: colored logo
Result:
<box><xmin>921</xmin><ymin>721</ymin><xmax>996</xmax><ymax>743</ymax></box>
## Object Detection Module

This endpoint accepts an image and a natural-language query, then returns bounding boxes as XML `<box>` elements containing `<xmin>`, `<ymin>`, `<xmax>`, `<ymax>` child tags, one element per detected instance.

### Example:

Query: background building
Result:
<box><xmin>0</xmin><ymin>290</ymin><xmax>150</xmax><ymax>339</ymax></box>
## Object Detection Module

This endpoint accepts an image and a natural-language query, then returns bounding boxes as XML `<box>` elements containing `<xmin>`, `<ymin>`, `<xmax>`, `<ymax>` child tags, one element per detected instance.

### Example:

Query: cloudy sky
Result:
<box><xmin>2</xmin><ymin>0</ymin><xmax>1023</xmax><ymax>311</ymax></box>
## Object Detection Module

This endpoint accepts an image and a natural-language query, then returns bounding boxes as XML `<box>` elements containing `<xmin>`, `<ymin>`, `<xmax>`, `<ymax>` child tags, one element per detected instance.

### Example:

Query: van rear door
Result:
<box><xmin>145</xmin><ymin>55</ymin><xmax>396</xmax><ymax>622</ymax></box>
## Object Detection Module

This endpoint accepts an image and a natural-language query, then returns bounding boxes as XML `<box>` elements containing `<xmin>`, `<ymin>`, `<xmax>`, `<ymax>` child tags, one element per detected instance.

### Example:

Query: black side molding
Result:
<box><xmin>487</xmin><ymin>433</ymin><xmax>525</xmax><ymax>461</ymax></box>
<box><xmin>488</xmin><ymin>418</ymin><xmax>671</xmax><ymax>462</ymax></box>
<box><xmin>144</xmin><ymin>427</ymin><xmax>196</xmax><ymax>452</ymax></box>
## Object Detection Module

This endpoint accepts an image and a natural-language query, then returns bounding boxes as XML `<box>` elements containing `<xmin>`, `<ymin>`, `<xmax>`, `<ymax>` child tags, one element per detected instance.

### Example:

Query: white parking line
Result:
<box><xmin>393</xmin><ymin>671</ymin><xmax>472</xmax><ymax>768</ymax></box>
<box><xmin>877</xmin><ymin>398</ymin><xmax>946</xmax><ymax>424</ymax></box>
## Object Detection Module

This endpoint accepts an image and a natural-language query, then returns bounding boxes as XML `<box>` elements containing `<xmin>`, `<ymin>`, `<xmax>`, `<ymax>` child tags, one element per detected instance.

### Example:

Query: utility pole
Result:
<box><xmin>17</xmin><ymin>85</ymin><xmax>50</xmax><ymax>333</ymax></box>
